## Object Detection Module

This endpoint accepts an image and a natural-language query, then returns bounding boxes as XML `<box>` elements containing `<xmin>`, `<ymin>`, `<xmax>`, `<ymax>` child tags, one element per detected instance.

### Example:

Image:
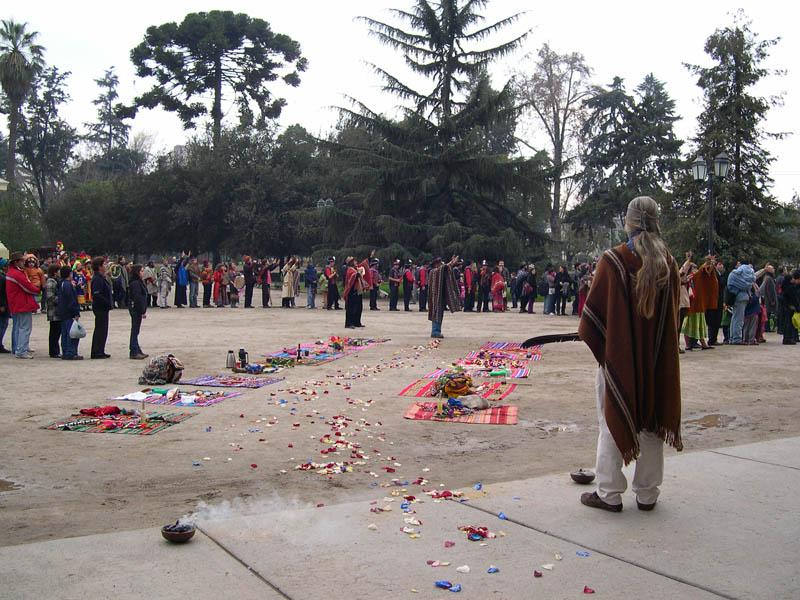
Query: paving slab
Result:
<box><xmin>0</xmin><ymin>527</ymin><xmax>284</xmax><ymax>600</ymax></box>
<box><xmin>708</xmin><ymin>436</ymin><xmax>800</xmax><ymax>470</ymax></box>
<box><xmin>463</xmin><ymin>441</ymin><xmax>800</xmax><ymax>600</ymax></box>
<box><xmin>199</xmin><ymin>494</ymin><xmax>718</xmax><ymax>599</ymax></box>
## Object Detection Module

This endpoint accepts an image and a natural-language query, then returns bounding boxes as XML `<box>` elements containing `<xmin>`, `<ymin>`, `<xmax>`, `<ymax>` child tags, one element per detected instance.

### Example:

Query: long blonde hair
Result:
<box><xmin>625</xmin><ymin>196</ymin><xmax>671</xmax><ymax>319</ymax></box>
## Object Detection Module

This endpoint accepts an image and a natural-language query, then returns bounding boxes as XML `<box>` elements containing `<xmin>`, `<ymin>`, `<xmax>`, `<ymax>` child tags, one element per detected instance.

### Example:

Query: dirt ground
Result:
<box><xmin>1</xmin><ymin>293</ymin><xmax>798</xmax><ymax>546</ymax></box>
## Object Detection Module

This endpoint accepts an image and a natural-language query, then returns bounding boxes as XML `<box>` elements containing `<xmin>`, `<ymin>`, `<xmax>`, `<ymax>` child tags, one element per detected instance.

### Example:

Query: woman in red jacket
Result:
<box><xmin>5</xmin><ymin>252</ymin><xmax>41</xmax><ymax>359</ymax></box>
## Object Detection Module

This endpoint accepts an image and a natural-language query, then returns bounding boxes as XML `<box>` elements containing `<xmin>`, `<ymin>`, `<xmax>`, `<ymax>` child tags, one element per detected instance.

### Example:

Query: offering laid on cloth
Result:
<box><xmin>181</xmin><ymin>374</ymin><xmax>284</xmax><ymax>389</ymax></box>
<box><xmin>264</xmin><ymin>336</ymin><xmax>389</xmax><ymax>365</ymax></box>
<box><xmin>403</xmin><ymin>402</ymin><xmax>518</xmax><ymax>425</ymax></box>
<box><xmin>112</xmin><ymin>388</ymin><xmax>243</xmax><ymax>407</ymax></box>
<box><xmin>44</xmin><ymin>408</ymin><xmax>194</xmax><ymax>435</ymax></box>
<box><xmin>399</xmin><ymin>379</ymin><xmax>517</xmax><ymax>401</ymax></box>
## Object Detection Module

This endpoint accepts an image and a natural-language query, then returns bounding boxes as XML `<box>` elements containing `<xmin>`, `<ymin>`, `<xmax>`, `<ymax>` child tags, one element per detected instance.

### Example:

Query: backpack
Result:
<box><xmin>138</xmin><ymin>354</ymin><xmax>184</xmax><ymax>385</ymax></box>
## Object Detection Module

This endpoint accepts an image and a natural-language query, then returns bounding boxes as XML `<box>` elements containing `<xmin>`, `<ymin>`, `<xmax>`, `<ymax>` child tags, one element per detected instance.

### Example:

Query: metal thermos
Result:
<box><xmin>226</xmin><ymin>350</ymin><xmax>236</xmax><ymax>369</ymax></box>
<box><xmin>238</xmin><ymin>348</ymin><xmax>248</xmax><ymax>366</ymax></box>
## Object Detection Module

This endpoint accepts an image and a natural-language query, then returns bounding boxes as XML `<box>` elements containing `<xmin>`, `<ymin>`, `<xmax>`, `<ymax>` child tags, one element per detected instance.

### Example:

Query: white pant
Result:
<box><xmin>595</xmin><ymin>367</ymin><xmax>664</xmax><ymax>506</ymax></box>
<box><xmin>158</xmin><ymin>282</ymin><xmax>171</xmax><ymax>308</ymax></box>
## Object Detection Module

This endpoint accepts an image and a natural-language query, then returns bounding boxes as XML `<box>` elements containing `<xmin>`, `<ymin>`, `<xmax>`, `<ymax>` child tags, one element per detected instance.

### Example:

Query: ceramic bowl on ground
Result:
<box><xmin>161</xmin><ymin>524</ymin><xmax>196</xmax><ymax>543</ymax></box>
<box><xmin>570</xmin><ymin>469</ymin><xmax>596</xmax><ymax>484</ymax></box>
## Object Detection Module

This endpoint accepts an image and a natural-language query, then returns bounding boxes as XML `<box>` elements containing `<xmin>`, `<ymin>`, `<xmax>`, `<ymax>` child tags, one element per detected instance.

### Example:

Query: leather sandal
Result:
<box><xmin>580</xmin><ymin>491</ymin><xmax>622</xmax><ymax>512</ymax></box>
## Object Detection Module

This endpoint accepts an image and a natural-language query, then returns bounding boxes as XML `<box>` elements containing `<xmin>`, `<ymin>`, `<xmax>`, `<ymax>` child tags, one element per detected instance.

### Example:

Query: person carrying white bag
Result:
<box><xmin>56</xmin><ymin>265</ymin><xmax>83</xmax><ymax>360</ymax></box>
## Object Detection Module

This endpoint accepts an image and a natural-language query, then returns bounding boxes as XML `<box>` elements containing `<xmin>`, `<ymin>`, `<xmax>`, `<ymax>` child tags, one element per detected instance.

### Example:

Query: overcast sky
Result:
<box><xmin>6</xmin><ymin>0</ymin><xmax>799</xmax><ymax>201</ymax></box>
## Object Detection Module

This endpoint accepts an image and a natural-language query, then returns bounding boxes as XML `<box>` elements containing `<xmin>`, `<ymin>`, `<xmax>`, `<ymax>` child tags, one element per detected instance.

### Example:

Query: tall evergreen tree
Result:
<box><xmin>339</xmin><ymin>0</ymin><xmax>549</xmax><ymax>262</ymax></box>
<box><xmin>569</xmin><ymin>75</ymin><xmax>682</xmax><ymax>235</ymax></box>
<box><xmin>129</xmin><ymin>11</ymin><xmax>307</xmax><ymax>147</ymax></box>
<box><xmin>669</xmin><ymin>16</ymin><xmax>788</xmax><ymax>261</ymax></box>
<box><xmin>17</xmin><ymin>66</ymin><xmax>78</xmax><ymax>212</ymax></box>
<box><xmin>85</xmin><ymin>67</ymin><xmax>129</xmax><ymax>156</ymax></box>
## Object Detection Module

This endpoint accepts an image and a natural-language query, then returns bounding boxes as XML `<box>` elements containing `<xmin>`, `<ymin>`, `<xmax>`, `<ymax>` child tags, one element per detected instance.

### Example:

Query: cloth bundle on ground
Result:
<box><xmin>138</xmin><ymin>354</ymin><xmax>184</xmax><ymax>385</ymax></box>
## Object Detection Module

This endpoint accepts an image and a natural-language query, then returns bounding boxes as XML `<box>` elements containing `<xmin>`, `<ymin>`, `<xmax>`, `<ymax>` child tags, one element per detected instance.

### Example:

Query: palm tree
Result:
<box><xmin>0</xmin><ymin>20</ymin><xmax>45</xmax><ymax>185</ymax></box>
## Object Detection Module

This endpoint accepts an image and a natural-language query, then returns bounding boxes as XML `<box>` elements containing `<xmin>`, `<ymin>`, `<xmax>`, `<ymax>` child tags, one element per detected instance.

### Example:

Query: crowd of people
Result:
<box><xmin>0</xmin><ymin>244</ymin><xmax>798</xmax><ymax>359</ymax></box>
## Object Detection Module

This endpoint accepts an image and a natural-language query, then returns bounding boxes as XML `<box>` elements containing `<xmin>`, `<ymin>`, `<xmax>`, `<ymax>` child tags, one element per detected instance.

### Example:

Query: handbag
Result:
<box><xmin>69</xmin><ymin>320</ymin><xmax>87</xmax><ymax>339</ymax></box>
<box><xmin>792</xmin><ymin>312</ymin><xmax>800</xmax><ymax>331</ymax></box>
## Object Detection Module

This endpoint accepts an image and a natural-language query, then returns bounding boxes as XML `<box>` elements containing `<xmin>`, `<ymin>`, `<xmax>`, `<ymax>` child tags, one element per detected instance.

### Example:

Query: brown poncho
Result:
<box><xmin>428</xmin><ymin>264</ymin><xmax>461</xmax><ymax>323</ymax></box>
<box><xmin>688</xmin><ymin>265</ymin><xmax>719</xmax><ymax>314</ymax></box>
<box><xmin>578</xmin><ymin>244</ymin><xmax>683</xmax><ymax>464</ymax></box>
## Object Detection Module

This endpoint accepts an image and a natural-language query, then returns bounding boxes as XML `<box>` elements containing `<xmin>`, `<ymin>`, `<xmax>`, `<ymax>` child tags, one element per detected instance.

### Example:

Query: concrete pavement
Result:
<box><xmin>2</xmin><ymin>437</ymin><xmax>798</xmax><ymax>599</ymax></box>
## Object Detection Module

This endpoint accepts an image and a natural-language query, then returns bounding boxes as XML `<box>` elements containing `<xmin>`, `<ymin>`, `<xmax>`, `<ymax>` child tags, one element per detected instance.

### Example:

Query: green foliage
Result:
<box><xmin>336</xmin><ymin>0</ymin><xmax>549</xmax><ymax>264</ymax></box>
<box><xmin>18</xmin><ymin>66</ymin><xmax>79</xmax><ymax>212</ymax></box>
<box><xmin>43</xmin><ymin>180</ymin><xmax>118</xmax><ymax>254</ymax></box>
<box><xmin>129</xmin><ymin>11</ymin><xmax>307</xmax><ymax>144</ymax></box>
<box><xmin>0</xmin><ymin>19</ymin><xmax>45</xmax><ymax>183</ymax></box>
<box><xmin>0</xmin><ymin>188</ymin><xmax>44</xmax><ymax>251</ymax></box>
<box><xmin>669</xmin><ymin>15</ymin><xmax>789</xmax><ymax>263</ymax></box>
<box><xmin>568</xmin><ymin>74</ymin><xmax>682</xmax><ymax>235</ymax></box>
<box><xmin>85</xmin><ymin>67</ymin><xmax>130</xmax><ymax>155</ymax></box>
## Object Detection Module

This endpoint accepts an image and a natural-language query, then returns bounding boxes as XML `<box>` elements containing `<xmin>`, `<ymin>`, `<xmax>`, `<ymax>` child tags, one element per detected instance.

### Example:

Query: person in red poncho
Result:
<box><xmin>343</xmin><ymin>255</ymin><xmax>369</xmax><ymax>329</ymax></box>
<box><xmin>490</xmin><ymin>266</ymin><xmax>506</xmax><ymax>312</ymax></box>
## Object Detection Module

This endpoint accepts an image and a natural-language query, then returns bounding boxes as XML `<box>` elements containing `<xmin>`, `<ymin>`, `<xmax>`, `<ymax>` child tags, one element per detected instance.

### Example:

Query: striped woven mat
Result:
<box><xmin>44</xmin><ymin>412</ymin><xmax>195</xmax><ymax>435</ymax></box>
<box><xmin>403</xmin><ymin>402</ymin><xmax>518</xmax><ymax>425</ymax></box>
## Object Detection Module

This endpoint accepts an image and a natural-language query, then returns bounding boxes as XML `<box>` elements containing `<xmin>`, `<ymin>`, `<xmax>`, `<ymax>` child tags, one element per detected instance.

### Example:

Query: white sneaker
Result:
<box><xmin>16</xmin><ymin>352</ymin><xmax>34</xmax><ymax>359</ymax></box>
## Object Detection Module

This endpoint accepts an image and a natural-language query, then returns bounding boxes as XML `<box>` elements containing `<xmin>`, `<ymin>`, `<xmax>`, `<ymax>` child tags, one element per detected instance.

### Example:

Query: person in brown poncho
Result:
<box><xmin>578</xmin><ymin>196</ymin><xmax>683</xmax><ymax>512</ymax></box>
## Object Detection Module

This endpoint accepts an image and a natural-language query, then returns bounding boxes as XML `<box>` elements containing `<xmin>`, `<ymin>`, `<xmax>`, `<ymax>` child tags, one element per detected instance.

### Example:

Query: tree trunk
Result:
<box><xmin>550</xmin><ymin>145</ymin><xmax>563</xmax><ymax>241</ymax></box>
<box><xmin>6</xmin><ymin>103</ymin><xmax>20</xmax><ymax>185</ymax></box>
<box><xmin>212</xmin><ymin>56</ymin><xmax>223</xmax><ymax>148</ymax></box>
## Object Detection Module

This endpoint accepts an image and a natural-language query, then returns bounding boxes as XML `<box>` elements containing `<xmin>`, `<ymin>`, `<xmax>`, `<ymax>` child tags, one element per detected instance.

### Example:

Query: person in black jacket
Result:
<box><xmin>242</xmin><ymin>256</ymin><xmax>256</xmax><ymax>308</ymax></box>
<box><xmin>90</xmin><ymin>257</ymin><xmax>113</xmax><ymax>359</ymax></box>
<box><xmin>781</xmin><ymin>270</ymin><xmax>800</xmax><ymax>345</ymax></box>
<box><xmin>554</xmin><ymin>265</ymin><xmax>572</xmax><ymax>316</ymax></box>
<box><xmin>128</xmin><ymin>264</ymin><xmax>149</xmax><ymax>360</ymax></box>
<box><xmin>56</xmin><ymin>265</ymin><xmax>82</xmax><ymax>360</ymax></box>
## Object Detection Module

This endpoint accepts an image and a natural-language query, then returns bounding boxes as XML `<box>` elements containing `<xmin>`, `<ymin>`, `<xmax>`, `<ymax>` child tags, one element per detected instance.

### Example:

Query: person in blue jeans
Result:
<box><xmin>56</xmin><ymin>265</ymin><xmax>82</xmax><ymax>360</ymax></box>
<box><xmin>727</xmin><ymin>263</ymin><xmax>756</xmax><ymax>344</ymax></box>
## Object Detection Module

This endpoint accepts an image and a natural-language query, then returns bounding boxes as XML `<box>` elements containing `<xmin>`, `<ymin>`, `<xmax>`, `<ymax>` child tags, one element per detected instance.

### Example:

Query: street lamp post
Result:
<box><xmin>691</xmin><ymin>152</ymin><xmax>730</xmax><ymax>256</ymax></box>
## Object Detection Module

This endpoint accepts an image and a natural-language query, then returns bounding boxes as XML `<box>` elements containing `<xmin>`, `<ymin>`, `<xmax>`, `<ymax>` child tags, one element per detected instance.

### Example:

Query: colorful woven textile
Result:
<box><xmin>265</xmin><ymin>337</ymin><xmax>388</xmax><ymax>365</ymax></box>
<box><xmin>44</xmin><ymin>411</ymin><xmax>194</xmax><ymax>435</ymax></box>
<box><xmin>398</xmin><ymin>379</ymin><xmax>517</xmax><ymax>401</ymax></box>
<box><xmin>424</xmin><ymin>366</ymin><xmax>530</xmax><ymax>379</ymax></box>
<box><xmin>481</xmin><ymin>342</ymin><xmax>542</xmax><ymax>354</ymax></box>
<box><xmin>403</xmin><ymin>402</ymin><xmax>518</xmax><ymax>425</ymax></box>
<box><xmin>113</xmin><ymin>389</ymin><xmax>243</xmax><ymax>407</ymax></box>
<box><xmin>182</xmin><ymin>375</ymin><xmax>284</xmax><ymax>388</ymax></box>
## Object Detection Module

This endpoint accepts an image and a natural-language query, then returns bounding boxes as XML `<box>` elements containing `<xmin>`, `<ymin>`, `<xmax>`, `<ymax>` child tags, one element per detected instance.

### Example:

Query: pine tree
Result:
<box><xmin>672</xmin><ymin>15</ymin><xmax>788</xmax><ymax>262</ymax></box>
<box><xmin>569</xmin><ymin>75</ymin><xmax>682</xmax><ymax>238</ymax></box>
<box><xmin>337</xmin><ymin>0</ymin><xmax>549</xmax><ymax>262</ymax></box>
<box><xmin>85</xmin><ymin>67</ymin><xmax>129</xmax><ymax>156</ymax></box>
